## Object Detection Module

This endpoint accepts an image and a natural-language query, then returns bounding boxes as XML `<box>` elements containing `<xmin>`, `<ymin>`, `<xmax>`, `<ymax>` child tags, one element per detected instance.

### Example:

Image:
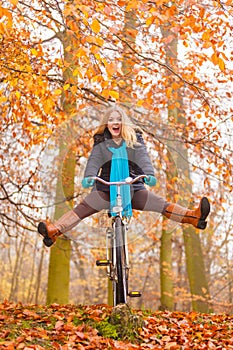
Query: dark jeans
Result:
<box><xmin>73</xmin><ymin>190</ymin><xmax>169</xmax><ymax>220</ymax></box>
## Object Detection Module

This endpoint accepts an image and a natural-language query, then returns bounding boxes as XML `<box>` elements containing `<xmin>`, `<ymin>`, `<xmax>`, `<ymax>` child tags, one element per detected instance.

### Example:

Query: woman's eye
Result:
<box><xmin>108</xmin><ymin>117</ymin><xmax>122</xmax><ymax>123</ymax></box>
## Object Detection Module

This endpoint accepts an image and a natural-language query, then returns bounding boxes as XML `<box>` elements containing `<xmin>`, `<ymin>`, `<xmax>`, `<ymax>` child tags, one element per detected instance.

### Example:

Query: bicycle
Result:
<box><xmin>90</xmin><ymin>174</ymin><xmax>149</xmax><ymax>306</ymax></box>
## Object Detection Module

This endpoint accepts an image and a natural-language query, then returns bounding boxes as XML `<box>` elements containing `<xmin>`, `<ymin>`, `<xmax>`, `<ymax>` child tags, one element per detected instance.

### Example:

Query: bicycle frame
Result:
<box><xmin>94</xmin><ymin>175</ymin><xmax>148</xmax><ymax>306</ymax></box>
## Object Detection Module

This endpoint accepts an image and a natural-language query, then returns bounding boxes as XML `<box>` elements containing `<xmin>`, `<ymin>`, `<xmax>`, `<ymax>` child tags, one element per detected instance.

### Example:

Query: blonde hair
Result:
<box><xmin>95</xmin><ymin>106</ymin><xmax>140</xmax><ymax>148</ymax></box>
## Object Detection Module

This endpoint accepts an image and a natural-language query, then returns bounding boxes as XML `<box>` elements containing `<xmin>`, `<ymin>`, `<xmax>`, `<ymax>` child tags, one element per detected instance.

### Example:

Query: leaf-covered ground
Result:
<box><xmin>0</xmin><ymin>300</ymin><xmax>233</xmax><ymax>349</ymax></box>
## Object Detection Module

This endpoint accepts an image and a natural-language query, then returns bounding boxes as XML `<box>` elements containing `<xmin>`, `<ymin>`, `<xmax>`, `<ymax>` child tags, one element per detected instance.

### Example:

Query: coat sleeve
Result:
<box><xmin>134</xmin><ymin>133</ymin><xmax>155</xmax><ymax>176</ymax></box>
<box><xmin>83</xmin><ymin>136</ymin><xmax>104</xmax><ymax>178</ymax></box>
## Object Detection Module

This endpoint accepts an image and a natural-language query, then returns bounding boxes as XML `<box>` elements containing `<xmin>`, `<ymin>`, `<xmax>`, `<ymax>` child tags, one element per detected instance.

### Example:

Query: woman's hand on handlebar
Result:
<box><xmin>81</xmin><ymin>177</ymin><xmax>95</xmax><ymax>188</ymax></box>
<box><xmin>144</xmin><ymin>175</ymin><xmax>157</xmax><ymax>187</ymax></box>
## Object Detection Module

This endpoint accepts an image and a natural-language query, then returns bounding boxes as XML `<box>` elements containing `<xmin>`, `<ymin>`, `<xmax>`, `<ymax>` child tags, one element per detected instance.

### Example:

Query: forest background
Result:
<box><xmin>1</xmin><ymin>0</ymin><xmax>233</xmax><ymax>314</ymax></box>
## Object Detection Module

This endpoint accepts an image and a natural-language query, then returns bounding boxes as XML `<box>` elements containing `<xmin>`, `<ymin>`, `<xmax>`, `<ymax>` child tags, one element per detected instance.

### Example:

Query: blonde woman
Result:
<box><xmin>38</xmin><ymin>106</ymin><xmax>210</xmax><ymax>247</ymax></box>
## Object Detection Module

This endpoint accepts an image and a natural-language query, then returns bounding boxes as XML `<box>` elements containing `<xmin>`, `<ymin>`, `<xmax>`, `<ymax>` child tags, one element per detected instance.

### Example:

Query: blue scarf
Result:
<box><xmin>108</xmin><ymin>141</ymin><xmax>132</xmax><ymax>217</ymax></box>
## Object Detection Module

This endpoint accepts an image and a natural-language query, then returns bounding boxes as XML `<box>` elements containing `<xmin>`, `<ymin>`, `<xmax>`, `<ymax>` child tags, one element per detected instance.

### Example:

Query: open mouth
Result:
<box><xmin>112</xmin><ymin>126</ymin><xmax>120</xmax><ymax>132</ymax></box>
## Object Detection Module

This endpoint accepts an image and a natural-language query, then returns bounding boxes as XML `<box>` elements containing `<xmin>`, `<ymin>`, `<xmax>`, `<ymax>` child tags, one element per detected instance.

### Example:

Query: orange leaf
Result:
<box><xmin>105</xmin><ymin>62</ymin><xmax>116</xmax><ymax>76</ymax></box>
<box><xmin>166</xmin><ymin>87</ymin><xmax>172</xmax><ymax>98</ymax></box>
<box><xmin>218</xmin><ymin>57</ymin><xmax>225</xmax><ymax>71</ymax></box>
<box><xmin>9</xmin><ymin>0</ymin><xmax>18</xmax><ymax>5</ymax></box>
<box><xmin>211</xmin><ymin>53</ymin><xmax>219</xmax><ymax>65</ymax></box>
<box><xmin>202</xmin><ymin>30</ymin><xmax>211</xmax><ymax>41</ymax></box>
<box><xmin>91</xmin><ymin>19</ymin><xmax>100</xmax><ymax>34</ymax></box>
<box><xmin>102</xmin><ymin>90</ymin><xmax>109</xmax><ymax>98</ymax></box>
<box><xmin>76</xmin><ymin>47</ymin><xmax>87</xmax><ymax>58</ymax></box>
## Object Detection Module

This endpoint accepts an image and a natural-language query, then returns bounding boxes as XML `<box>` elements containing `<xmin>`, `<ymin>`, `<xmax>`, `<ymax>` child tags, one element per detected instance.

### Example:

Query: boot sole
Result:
<box><xmin>197</xmin><ymin>197</ymin><xmax>210</xmax><ymax>229</ymax></box>
<box><xmin>38</xmin><ymin>222</ymin><xmax>54</xmax><ymax>247</ymax></box>
<box><xmin>38</xmin><ymin>222</ymin><xmax>48</xmax><ymax>238</ymax></box>
<box><xmin>43</xmin><ymin>237</ymin><xmax>54</xmax><ymax>247</ymax></box>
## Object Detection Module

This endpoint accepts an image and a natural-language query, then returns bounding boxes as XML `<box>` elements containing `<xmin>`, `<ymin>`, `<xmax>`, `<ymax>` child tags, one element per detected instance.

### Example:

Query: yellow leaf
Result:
<box><xmin>54</xmin><ymin>89</ymin><xmax>62</xmax><ymax>95</ymax></box>
<box><xmin>92</xmin><ymin>75</ymin><xmax>101</xmax><ymax>83</ymax></box>
<box><xmin>146</xmin><ymin>17</ymin><xmax>154</xmax><ymax>26</ymax></box>
<box><xmin>109</xmin><ymin>90</ymin><xmax>119</xmax><ymax>99</ymax></box>
<box><xmin>73</xmin><ymin>68</ymin><xmax>83</xmax><ymax>78</ymax></box>
<box><xmin>31</xmin><ymin>48</ymin><xmax>38</xmax><ymax>56</ymax></box>
<box><xmin>15</xmin><ymin>91</ymin><xmax>21</xmax><ymax>99</ymax></box>
<box><xmin>94</xmin><ymin>53</ymin><xmax>101</xmax><ymax>60</ymax></box>
<box><xmin>137</xmin><ymin>100</ymin><xmax>144</xmax><ymax>106</ymax></box>
<box><xmin>63</xmin><ymin>84</ymin><xmax>70</xmax><ymax>91</ymax></box>
<box><xmin>91</xmin><ymin>19</ymin><xmax>100</xmax><ymax>34</ymax></box>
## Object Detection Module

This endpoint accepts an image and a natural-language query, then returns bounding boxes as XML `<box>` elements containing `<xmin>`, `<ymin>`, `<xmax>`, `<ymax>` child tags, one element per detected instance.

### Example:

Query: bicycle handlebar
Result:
<box><xmin>90</xmin><ymin>175</ymin><xmax>149</xmax><ymax>186</ymax></box>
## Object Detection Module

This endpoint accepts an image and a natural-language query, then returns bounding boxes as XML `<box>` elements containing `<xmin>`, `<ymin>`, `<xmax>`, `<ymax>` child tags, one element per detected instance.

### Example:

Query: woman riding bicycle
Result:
<box><xmin>38</xmin><ymin>105</ymin><xmax>210</xmax><ymax>247</ymax></box>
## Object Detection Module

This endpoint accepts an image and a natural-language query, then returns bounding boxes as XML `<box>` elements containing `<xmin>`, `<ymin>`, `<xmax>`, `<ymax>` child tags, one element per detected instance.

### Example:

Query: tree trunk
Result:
<box><xmin>46</xmin><ymin>28</ymin><xmax>77</xmax><ymax>304</ymax></box>
<box><xmin>35</xmin><ymin>246</ymin><xmax>45</xmax><ymax>304</ymax></box>
<box><xmin>183</xmin><ymin>227</ymin><xmax>212</xmax><ymax>312</ymax></box>
<box><xmin>160</xmin><ymin>228</ymin><xmax>174</xmax><ymax>310</ymax></box>
<box><xmin>161</xmin><ymin>6</ymin><xmax>211</xmax><ymax>312</ymax></box>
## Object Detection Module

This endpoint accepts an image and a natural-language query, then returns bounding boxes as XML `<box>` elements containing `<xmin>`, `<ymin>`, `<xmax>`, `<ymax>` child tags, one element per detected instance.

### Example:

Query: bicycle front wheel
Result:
<box><xmin>113</xmin><ymin>216</ymin><xmax>127</xmax><ymax>305</ymax></box>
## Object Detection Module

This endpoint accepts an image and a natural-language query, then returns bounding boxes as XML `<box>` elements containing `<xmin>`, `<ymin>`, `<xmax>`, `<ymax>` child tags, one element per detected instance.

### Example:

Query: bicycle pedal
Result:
<box><xmin>96</xmin><ymin>259</ymin><xmax>111</xmax><ymax>266</ymax></box>
<box><xmin>128</xmin><ymin>291</ymin><xmax>142</xmax><ymax>298</ymax></box>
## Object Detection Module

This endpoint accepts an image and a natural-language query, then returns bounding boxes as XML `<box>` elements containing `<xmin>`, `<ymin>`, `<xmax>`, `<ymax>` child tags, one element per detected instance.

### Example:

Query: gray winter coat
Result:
<box><xmin>84</xmin><ymin>128</ymin><xmax>154</xmax><ymax>192</ymax></box>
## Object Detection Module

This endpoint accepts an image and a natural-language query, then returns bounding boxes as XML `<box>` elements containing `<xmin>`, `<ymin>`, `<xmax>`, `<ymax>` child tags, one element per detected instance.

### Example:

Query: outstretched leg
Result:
<box><xmin>38</xmin><ymin>190</ymin><xmax>110</xmax><ymax>247</ymax></box>
<box><xmin>163</xmin><ymin>197</ymin><xmax>210</xmax><ymax>229</ymax></box>
<box><xmin>38</xmin><ymin>211</ymin><xmax>81</xmax><ymax>247</ymax></box>
<box><xmin>132</xmin><ymin>190</ymin><xmax>210</xmax><ymax>229</ymax></box>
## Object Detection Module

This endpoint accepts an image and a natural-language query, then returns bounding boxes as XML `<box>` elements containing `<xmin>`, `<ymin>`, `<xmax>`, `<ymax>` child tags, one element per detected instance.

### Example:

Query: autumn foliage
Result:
<box><xmin>0</xmin><ymin>0</ymin><xmax>233</xmax><ymax>312</ymax></box>
<box><xmin>1</xmin><ymin>301</ymin><xmax>233</xmax><ymax>349</ymax></box>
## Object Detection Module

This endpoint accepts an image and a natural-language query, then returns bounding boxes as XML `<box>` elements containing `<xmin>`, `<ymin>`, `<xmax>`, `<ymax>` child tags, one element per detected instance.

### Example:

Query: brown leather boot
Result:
<box><xmin>38</xmin><ymin>210</ymin><xmax>81</xmax><ymax>247</ymax></box>
<box><xmin>163</xmin><ymin>197</ymin><xmax>210</xmax><ymax>229</ymax></box>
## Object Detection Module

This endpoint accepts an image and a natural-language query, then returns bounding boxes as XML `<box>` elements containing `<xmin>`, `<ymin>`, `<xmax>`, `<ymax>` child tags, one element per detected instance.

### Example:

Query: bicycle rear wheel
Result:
<box><xmin>113</xmin><ymin>216</ymin><xmax>127</xmax><ymax>305</ymax></box>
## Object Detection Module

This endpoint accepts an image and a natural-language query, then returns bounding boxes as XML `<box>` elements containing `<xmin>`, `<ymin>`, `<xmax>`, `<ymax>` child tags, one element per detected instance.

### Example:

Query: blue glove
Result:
<box><xmin>144</xmin><ymin>175</ymin><xmax>157</xmax><ymax>187</ymax></box>
<box><xmin>81</xmin><ymin>177</ymin><xmax>95</xmax><ymax>188</ymax></box>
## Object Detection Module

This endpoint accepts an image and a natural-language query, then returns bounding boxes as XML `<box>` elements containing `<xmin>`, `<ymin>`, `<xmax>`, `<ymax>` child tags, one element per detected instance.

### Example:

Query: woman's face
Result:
<box><xmin>107</xmin><ymin>111</ymin><xmax>122</xmax><ymax>139</ymax></box>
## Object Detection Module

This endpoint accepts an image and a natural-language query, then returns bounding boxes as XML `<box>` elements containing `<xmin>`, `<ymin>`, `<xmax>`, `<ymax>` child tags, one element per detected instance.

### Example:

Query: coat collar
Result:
<box><xmin>103</xmin><ymin>128</ymin><xmax>121</xmax><ymax>147</ymax></box>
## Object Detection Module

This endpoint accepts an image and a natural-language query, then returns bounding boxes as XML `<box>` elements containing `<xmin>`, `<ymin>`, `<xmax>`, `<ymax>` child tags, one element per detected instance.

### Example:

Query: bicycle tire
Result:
<box><xmin>113</xmin><ymin>216</ymin><xmax>127</xmax><ymax>305</ymax></box>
